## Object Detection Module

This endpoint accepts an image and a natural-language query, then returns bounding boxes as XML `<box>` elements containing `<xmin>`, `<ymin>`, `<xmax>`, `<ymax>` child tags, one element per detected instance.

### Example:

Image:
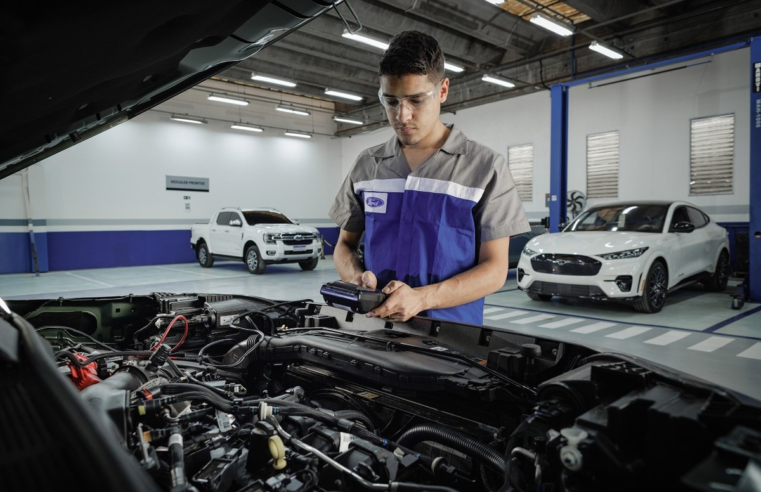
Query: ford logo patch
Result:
<box><xmin>366</xmin><ymin>197</ymin><xmax>385</xmax><ymax>208</ymax></box>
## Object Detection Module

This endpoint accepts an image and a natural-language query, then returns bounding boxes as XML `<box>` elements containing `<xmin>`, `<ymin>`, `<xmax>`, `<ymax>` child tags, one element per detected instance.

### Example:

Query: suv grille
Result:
<box><xmin>531</xmin><ymin>254</ymin><xmax>602</xmax><ymax>276</ymax></box>
<box><xmin>529</xmin><ymin>281</ymin><xmax>606</xmax><ymax>298</ymax></box>
<box><xmin>281</xmin><ymin>233</ymin><xmax>316</xmax><ymax>246</ymax></box>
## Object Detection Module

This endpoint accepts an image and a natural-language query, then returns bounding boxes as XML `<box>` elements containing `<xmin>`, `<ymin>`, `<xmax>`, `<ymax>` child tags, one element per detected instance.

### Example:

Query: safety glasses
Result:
<box><xmin>378</xmin><ymin>81</ymin><xmax>442</xmax><ymax>113</ymax></box>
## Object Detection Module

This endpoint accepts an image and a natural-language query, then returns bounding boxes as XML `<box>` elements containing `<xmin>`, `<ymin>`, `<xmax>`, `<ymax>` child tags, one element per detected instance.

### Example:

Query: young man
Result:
<box><xmin>328</xmin><ymin>31</ymin><xmax>530</xmax><ymax>324</ymax></box>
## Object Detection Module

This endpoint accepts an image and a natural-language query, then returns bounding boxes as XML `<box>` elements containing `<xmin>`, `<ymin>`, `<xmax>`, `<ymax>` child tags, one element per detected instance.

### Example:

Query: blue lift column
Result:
<box><xmin>549</xmin><ymin>84</ymin><xmax>569</xmax><ymax>232</ymax></box>
<box><xmin>751</xmin><ymin>36</ymin><xmax>761</xmax><ymax>301</ymax></box>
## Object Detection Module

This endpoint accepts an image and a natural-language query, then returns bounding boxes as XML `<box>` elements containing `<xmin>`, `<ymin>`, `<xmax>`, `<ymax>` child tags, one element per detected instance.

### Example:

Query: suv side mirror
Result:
<box><xmin>229</xmin><ymin>219</ymin><xmax>242</xmax><ymax>227</ymax></box>
<box><xmin>672</xmin><ymin>221</ymin><xmax>694</xmax><ymax>233</ymax></box>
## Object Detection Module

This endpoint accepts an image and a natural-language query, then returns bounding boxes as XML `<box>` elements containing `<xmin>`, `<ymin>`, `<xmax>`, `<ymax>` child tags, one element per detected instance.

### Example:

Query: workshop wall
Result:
<box><xmin>1</xmin><ymin>100</ymin><xmax>343</xmax><ymax>272</ymax></box>
<box><xmin>568</xmin><ymin>48</ymin><xmax>750</xmax><ymax>223</ymax></box>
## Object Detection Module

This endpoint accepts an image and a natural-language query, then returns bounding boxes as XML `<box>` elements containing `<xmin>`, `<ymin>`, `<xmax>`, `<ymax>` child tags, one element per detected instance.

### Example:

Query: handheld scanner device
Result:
<box><xmin>320</xmin><ymin>281</ymin><xmax>387</xmax><ymax>314</ymax></box>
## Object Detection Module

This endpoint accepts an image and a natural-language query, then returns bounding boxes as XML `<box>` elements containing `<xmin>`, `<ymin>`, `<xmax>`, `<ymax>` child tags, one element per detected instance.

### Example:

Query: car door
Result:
<box><xmin>667</xmin><ymin>206</ymin><xmax>704</xmax><ymax>282</ymax></box>
<box><xmin>226</xmin><ymin>211</ymin><xmax>245</xmax><ymax>257</ymax></box>
<box><xmin>687</xmin><ymin>206</ymin><xmax>713</xmax><ymax>273</ymax></box>
<box><xmin>211</xmin><ymin>212</ymin><xmax>231</xmax><ymax>255</ymax></box>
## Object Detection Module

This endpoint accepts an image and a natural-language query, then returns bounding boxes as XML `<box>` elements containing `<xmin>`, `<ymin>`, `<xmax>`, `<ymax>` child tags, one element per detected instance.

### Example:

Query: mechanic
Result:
<box><xmin>328</xmin><ymin>31</ymin><xmax>531</xmax><ymax>324</ymax></box>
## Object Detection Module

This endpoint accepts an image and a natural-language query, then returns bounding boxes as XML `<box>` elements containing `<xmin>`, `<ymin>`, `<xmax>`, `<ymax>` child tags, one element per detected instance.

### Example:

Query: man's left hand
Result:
<box><xmin>366</xmin><ymin>281</ymin><xmax>427</xmax><ymax>322</ymax></box>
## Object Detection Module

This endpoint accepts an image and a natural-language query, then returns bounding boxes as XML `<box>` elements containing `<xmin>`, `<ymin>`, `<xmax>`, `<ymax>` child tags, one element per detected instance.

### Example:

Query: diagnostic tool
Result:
<box><xmin>320</xmin><ymin>281</ymin><xmax>387</xmax><ymax>314</ymax></box>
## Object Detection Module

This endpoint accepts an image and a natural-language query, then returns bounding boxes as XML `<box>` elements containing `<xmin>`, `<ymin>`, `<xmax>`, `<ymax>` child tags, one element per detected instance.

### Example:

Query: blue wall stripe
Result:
<box><xmin>0</xmin><ymin>232</ymin><xmax>50</xmax><ymax>274</ymax></box>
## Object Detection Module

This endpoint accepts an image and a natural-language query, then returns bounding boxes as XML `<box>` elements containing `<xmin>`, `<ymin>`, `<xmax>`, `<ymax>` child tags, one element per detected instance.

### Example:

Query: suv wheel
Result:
<box><xmin>634</xmin><ymin>260</ymin><xmax>667</xmax><ymax>313</ymax></box>
<box><xmin>245</xmin><ymin>245</ymin><xmax>266</xmax><ymax>274</ymax></box>
<box><xmin>197</xmin><ymin>243</ymin><xmax>213</xmax><ymax>268</ymax></box>
<box><xmin>299</xmin><ymin>257</ymin><xmax>319</xmax><ymax>271</ymax></box>
<box><xmin>704</xmin><ymin>250</ymin><xmax>729</xmax><ymax>292</ymax></box>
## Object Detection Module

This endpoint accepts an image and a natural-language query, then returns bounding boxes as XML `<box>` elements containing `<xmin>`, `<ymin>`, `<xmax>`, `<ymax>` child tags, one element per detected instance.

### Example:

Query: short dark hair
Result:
<box><xmin>379</xmin><ymin>31</ymin><xmax>445</xmax><ymax>84</ymax></box>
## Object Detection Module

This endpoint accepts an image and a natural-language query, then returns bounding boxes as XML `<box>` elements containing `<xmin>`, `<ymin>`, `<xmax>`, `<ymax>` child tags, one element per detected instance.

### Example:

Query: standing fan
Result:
<box><xmin>567</xmin><ymin>190</ymin><xmax>587</xmax><ymax>218</ymax></box>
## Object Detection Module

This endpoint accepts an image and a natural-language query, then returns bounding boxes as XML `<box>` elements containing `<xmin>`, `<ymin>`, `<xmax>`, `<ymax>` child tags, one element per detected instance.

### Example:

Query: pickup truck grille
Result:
<box><xmin>279</xmin><ymin>233</ymin><xmax>317</xmax><ymax>246</ymax></box>
<box><xmin>283</xmin><ymin>239</ymin><xmax>312</xmax><ymax>246</ymax></box>
<box><xmin>284</xmin><ymin>249</ymin><xmax>313</xmax><ymax>256</ymax></box>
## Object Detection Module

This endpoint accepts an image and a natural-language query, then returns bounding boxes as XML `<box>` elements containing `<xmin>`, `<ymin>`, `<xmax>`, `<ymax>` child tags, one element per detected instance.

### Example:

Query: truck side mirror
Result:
<box><xmin>229</xmin><ymin>219</ymin><xmax>242</xmax><ymax>227</ymax></box>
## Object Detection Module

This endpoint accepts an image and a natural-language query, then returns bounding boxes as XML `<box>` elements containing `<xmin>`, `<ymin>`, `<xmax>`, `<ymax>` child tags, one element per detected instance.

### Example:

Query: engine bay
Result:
<box><xmin>2</xmin><ymin>292</ymin><xmax>760</xmax><ymax>492</ymax></box>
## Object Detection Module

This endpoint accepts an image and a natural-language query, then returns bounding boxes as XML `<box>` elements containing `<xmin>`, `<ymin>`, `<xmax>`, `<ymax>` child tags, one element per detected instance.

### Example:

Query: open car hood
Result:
<box><xmin>0</xmin><ymin>1</ymin><xmax>339</xmax><ymax>180</ymax></box>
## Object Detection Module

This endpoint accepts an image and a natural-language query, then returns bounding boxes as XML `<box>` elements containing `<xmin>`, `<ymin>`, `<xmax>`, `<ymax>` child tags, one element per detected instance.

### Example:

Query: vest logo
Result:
<box><xmin>366</xmin><ymin>197</ymin><xmax>385</xmax><ymax>208</ymax></box>
<box><xmin>363</xmin><ymin>192</ymin><xmax>388</xmax><ymax>214</ymax></box>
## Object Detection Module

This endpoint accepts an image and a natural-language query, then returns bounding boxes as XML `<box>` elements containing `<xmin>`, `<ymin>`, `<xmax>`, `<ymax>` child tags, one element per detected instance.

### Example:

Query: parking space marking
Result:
<box><xmin>643</xmin><ymin>330</ymin><xmax>692</xmax><ymax>346</ymax></box>
<box><xmin>605</xmin><ymin>326</ymin><xmax>652</xmax><ymax>339</ymax></box>
<box><xmin>483</xmin><ymin>307</ymin><xmax>507</xmax><ymax>314</ymax></box>
<box><xmin>486</xmin><ymin>310</ymin><xmax>530</xmax><ymax>320</ymax></box>
<box><xmin>64</xmin><ymin>272</ymin><xmax>114</xmax><ymax>287</ymax></box>
<box><xmin>737</xmin><ymin>343</ymin><xmax>761</xmax><ymax>360</ymax></box>
<box><xmin>570</xmin><ymin>322</ymin><xmax>617</xmax><ymax>334</ymax></box>
<box><xmin>540</xmin><ymin>318</ymin><xmax>585</xmax><ymax>329</ymax></box>
<box><xmin>512</xmin><ymin>314</ymin><xmax>556</xmax><ymax>325</ymax></box>
<box><xmin>687</xmin><ymin>336</ymin><xmax>734</xmax><ymax>353</ymax></box>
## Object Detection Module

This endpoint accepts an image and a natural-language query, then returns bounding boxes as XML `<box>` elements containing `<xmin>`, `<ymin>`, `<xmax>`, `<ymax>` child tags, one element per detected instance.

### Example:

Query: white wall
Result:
<box><xmin>568</xmin><ymin>48</ymin><xmax>750</xmax><ymax>222</ymax></box>
<box><xmin>8</xmin><ymin>81</ymin><xmax>344</xmax><ymax>230</ymax></box>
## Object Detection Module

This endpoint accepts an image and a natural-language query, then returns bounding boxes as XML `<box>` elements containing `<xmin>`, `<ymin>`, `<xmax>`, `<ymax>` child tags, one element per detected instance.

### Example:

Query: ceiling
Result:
<box><xmin>211</xmin><ymin>0</ymin><xmax>761</xmax><ymax>137</ymax></box>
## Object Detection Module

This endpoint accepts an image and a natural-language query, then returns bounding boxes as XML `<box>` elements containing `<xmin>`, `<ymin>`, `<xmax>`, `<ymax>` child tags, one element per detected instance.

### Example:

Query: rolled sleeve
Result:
<box><xmin>328</xmin><ymin>171</ymin><xmax>365</xmax><ymax>233</ymax></box>
<box><xmin>475</xmin><ymin>153</ymin><xmax>531</xmax><ymax>242</ymax></box>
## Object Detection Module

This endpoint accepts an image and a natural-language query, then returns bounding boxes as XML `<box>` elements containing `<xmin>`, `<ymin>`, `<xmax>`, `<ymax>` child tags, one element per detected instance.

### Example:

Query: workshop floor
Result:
<box><xmin>2</xmin><ymin>259</ymin><xmax>759</xmax><ymax>401</ymax></box>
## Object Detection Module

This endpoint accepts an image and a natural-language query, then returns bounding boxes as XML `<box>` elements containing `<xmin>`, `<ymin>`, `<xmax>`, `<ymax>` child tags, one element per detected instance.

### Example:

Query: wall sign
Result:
<box><xmin>166</xmin><ymin>175</ymin><xmax>209</xmax><ymax>192</ymax></box>
<box><xmin>754</xmin><ymin>62</ymin><xmax>761</xmax><ymax>93</ymax></box>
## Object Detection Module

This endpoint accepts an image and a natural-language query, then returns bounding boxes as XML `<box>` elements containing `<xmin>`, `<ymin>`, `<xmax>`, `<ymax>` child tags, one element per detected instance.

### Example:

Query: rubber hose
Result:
<box><xmin>334</xmin><ymin>410</ymin><xmax>376</xmax><ymax>432</ymax></box>
<box><xmin>397</xmin><ymin>424</ymin><xmax>507</xmax><ymax>475</ymax></box>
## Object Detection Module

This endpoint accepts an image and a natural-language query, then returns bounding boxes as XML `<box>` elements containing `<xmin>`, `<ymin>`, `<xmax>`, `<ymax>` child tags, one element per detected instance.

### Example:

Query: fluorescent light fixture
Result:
<box><xmin>170</xmin><ymin>114</ymin><xmax>207</xmax><ymax>124</ymax></box>
<box><xmin>325</xmin><ymin>89</ymin><xmax>363</xmax><ymax>101</ymax></box>
<box><xmin>251</xmin><ymin>74</ymin><xmax>296</xmax><ymax>87</ymax></box>
<box><xmin>284</xmin><ymin>131</ymin><xmax>312</xmax><ymax>139</ymax></box>
<box><xmin>444</xmin><ymin>62</ymin><xmax>464</xmax><ymax>73</ymax></box>
<box><xmin>481</xmin><ymin>74</ymin><xmax>515</xmax><ymax>88</ymax></box>
<box><xmin>589</xmin><ymin>41</ymin><xmax>624</xmax><ymax>60</ymax></box>
<box><xmin>207</xmin><ymin>94</ymin><xmax>249</xmax><ymax>106</ymax></box>
<box><xmin>231</xmin><ymin>123</ymin><xmax>264</xmax><ymax>132</ymax></box>
<box><xmin>342</xmin><ymin>31</ymin><xmax>389</xmax><ymax>50</ymax></box>
<box><xmin>276</xmin><ymin>105</ymin><xmax>310</xmax><ymax>116</ymax></box>
<box><xmin>334</xmin><ymin>117</ymin><xmax>363</xmax><ymax>125</ymax></box>
<box><xmin>529</xmin><ymin>13</ymin><xmax>574</xmax><ymax>37</ymax></box>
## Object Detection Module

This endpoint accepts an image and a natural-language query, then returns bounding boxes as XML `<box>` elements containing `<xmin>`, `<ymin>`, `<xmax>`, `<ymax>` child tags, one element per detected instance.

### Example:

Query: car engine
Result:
<box><xmin>2</xmin><ymin>293</ymin><xmax>760</xmax><ymax>492</ymax></box>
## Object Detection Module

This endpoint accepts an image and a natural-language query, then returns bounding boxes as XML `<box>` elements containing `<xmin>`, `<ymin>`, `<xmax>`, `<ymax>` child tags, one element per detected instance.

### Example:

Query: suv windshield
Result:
<box><xmin>243</xmin><ymin>211</ymin><xmax>293</xmax><ymax>226</ymax></box>
<box><xmin>565</xmin><ymin>204</ymin><xmax>668</xmax><ymax>233</ymax></box>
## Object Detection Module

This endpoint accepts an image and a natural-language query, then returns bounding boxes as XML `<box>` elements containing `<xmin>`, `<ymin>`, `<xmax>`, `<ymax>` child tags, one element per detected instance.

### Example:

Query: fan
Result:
<box><xmin>567</xmin><ymin>190</ymin><xmax>587</xmax><ymax>217</ymax></box>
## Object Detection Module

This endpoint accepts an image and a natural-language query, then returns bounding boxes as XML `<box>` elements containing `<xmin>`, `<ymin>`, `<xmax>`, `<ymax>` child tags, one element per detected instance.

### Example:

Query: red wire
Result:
<box><xmin>152</xmin><ymin>315</ymin><xmax>189</xmax><ymax>352</ymax></box>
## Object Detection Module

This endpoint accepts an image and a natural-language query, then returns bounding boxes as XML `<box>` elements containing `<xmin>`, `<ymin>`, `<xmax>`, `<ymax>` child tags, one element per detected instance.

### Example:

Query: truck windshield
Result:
<box><xmin>243</xmin><ymin>211</ymin><xmax>294</xmax><ymax>225</ymax></box>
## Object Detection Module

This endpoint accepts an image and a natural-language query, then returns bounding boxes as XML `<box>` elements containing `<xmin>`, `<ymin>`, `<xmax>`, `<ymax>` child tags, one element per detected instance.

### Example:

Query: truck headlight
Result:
<box><xmin>598</xmin><ymin>247</ymin><xmax>649</xmax><ymax>260</ymax></box>
<box><xmin>264</xmin><ymin>234</ymin><xmax>281</xmax><ymax>244</ymax></box>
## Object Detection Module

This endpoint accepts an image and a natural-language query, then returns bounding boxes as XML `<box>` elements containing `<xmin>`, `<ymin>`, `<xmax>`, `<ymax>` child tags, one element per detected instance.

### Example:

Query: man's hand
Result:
<box><xmin>349</xmin><ymin>271</ymin><xmax>377</xmax><ymax>290</ymax></box>
<box><xmin>367</xmin><ymin>281</ymin><xmax>427</xmax><ymax>322</ymax></box>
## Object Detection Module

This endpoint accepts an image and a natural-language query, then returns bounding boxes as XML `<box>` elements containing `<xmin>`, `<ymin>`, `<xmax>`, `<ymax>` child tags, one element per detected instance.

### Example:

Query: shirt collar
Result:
<box><xmin>369</xmin><ymin>123</ymin><xmax>468</xmax><ymax>158</ymax></box>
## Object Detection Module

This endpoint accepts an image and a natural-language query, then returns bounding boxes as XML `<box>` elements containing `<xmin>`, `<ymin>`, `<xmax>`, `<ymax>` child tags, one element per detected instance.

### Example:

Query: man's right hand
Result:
<box><xmin>350</xmin><ymin>271</ymin><xmax>378</xmax><ymax>290</ymax></box>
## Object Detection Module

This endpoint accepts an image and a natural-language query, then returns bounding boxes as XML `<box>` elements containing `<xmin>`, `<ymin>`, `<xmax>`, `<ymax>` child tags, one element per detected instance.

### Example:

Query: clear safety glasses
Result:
<box><xmin>378</xmin><ymin>81</ymin><xmax>442</xmax><ymax>113</ymax></box>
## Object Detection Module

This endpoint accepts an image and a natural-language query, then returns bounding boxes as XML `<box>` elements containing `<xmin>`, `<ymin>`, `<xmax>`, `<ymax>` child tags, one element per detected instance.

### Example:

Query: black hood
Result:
<box><xmin>0</xmin><ymin>0</ymin><xmax>337</xmax><ymax>179</ymax></box>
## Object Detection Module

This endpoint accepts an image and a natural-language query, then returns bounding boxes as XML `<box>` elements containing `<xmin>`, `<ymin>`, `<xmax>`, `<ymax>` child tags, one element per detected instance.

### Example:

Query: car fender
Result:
<box><xmin>635</xmin><ymin>250</ymin><xmax>670</xmax><ymax>294</ymax></box>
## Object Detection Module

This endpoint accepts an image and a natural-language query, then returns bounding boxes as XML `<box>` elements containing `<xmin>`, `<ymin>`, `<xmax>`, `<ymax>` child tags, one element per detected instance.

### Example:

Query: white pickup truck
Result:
<box><xmin>190</xmin><ymin>207</ymin><xmax>321</xmax><ymax>274</ymax></box>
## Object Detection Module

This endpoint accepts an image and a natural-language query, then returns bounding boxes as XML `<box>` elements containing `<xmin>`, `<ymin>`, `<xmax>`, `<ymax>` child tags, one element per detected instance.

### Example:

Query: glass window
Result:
<box><xmin>690</xmin><ymin>114</ymin><xmax>734</xmax><ymax>195</ymax></box>
<box><xmin>508</xmin><ymin>144</ymin><xmax>533</xmax><ymax>202</ymax></box>
<box><xmin>670</xmin><ymin>206</ymin><xmax>691</xmax><ymax>227</ymax></box>
<box><xmin>215</xmin><ymin>212</ymin><xmax>231</xmax><ymax>225</ymax></box>
<box><xmin>687</xmin><ymin>207</ymin><xmax>707</xmax><ymax>228</ymax></box>
<box><xmin>228</xmin><ymin>212</ymin><xmax>243</xmax><ymax>226</ymax></box>
<box><xmin>566</xmin><ymin>203</ymin><xmax>668</xmax><ymax>233</ymax></box>
<box><xmin>587</xmin><ymin>131</ymin><xmax>619</xmax><ymax>199</ymax></box>
<box><xmin>243</xmin><ymin>211</ymin><xmax>294</xmax><ymax>226</ymax></box>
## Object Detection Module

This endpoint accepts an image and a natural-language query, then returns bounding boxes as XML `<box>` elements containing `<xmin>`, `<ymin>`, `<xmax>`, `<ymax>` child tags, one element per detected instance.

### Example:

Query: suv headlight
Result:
<box><xmin>264</xmin><ymin>233</ymin><xmax>281</xmax><ymax>244</ymax></box>
<box><xmin>522</xmin><ymin>246</ymin><xmax>538</xmax><ymax>256</ymax></box>
<box><xmin>598</xmin><ymin>247</ymin><xmax>649</xmax><ymax>260</ymax></box>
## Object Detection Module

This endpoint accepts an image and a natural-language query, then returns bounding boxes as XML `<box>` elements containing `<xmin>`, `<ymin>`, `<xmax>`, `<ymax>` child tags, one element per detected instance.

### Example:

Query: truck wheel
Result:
<box><xmin>245</xmin><ymin>245</ymin><xmax>266</xmax><ymax>274</ymax></box>
<box><xmin>197</xmin><ymin>243</ymin><xmax>213</xmax><ymax>268</ymax></box>
<box><xmin>299</xmin><ymin>257</ymin><xmax>319</xmax><ymax>271</ymax></box>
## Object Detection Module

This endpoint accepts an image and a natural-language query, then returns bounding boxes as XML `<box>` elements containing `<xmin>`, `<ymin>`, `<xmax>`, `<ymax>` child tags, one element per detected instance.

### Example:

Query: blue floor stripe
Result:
<box><xmin>703</xmin><ymin>304</ymin><xmax>761</xmax><ymax>333</ymax></box>
<box><xmin>482</xmin><ymin>301</ymin><xmax>761</xmax><ymax>342</ymax></box>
